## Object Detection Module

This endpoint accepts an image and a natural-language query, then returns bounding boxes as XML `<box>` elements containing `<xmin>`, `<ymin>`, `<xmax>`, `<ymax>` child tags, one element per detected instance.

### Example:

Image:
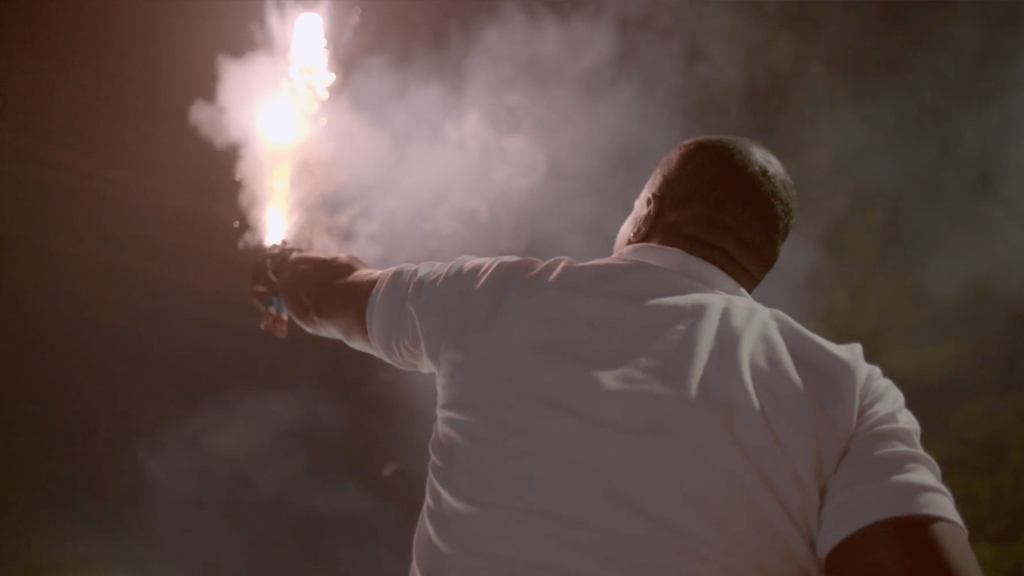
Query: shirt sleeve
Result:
<box><xmin>364</xmin><ymin>255</ymin><xmax>534</xmax><ymax>373</ymax></box>
<box><xmin>816</xmin><ymin>367</ymin><xmax>967</xmax><ymax>559</ymax></box>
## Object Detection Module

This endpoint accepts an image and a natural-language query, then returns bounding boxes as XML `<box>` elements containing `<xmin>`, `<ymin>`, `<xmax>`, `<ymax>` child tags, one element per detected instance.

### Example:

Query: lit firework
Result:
<box><xmin>259</xmin><ymin>11</ymin><xmax>336</xmax><ymax>246</ymax></box>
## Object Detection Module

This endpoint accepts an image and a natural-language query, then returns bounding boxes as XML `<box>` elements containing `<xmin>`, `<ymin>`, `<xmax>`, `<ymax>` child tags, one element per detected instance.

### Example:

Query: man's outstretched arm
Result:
<box><xmin>252</xmin><ymin>251</ymin><xmax>382</xmax><ymax>349</ymax></box>
<box><xmin>255</xmin><ymin>251</ymin><xmax>539</xmax><ymax>372</ymax></box>
<box><xmin>825</xmin><ymin>515</ymin><xmax>983</xmax><ymax>576</ymax></box>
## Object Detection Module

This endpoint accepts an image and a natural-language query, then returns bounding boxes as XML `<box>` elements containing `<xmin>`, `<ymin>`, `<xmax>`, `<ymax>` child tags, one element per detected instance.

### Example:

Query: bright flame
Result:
<box><xmin>260</xmin><ymin>11</ymin><xmax>335</xmax><ymax>246</ymax></box>
<box><xmin>265</xmin><ymin>204</ymin><xmax>287</xmax><ymax>247</ymax></box>
<box><xmin>260</xmin><ymin>96</ymin><xmax>299</xmax><ymax>146</ymax></box>
<box><xmin>290</xmin><ymin>14</ymin><xmax>335</xmax><ymax>104</ymax></box>
<box><xmin>264</xmin><ymin>164</ymin><xmax>291</xmax><ymax>246</ymax></box>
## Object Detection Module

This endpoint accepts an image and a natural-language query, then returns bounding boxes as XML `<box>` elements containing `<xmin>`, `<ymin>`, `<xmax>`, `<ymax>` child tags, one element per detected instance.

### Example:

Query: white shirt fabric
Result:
<box><xmin>364</xmin><ymin>243</ymin><xmax>965</xmax><ymax>576</ymax></box>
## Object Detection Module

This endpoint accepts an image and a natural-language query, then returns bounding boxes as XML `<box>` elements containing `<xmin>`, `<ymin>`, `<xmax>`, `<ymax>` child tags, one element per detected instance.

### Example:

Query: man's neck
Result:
<box><xmin>642</xmin><ymin>235</ymin><xmax>761</xmax><ymax>293</ymax></box>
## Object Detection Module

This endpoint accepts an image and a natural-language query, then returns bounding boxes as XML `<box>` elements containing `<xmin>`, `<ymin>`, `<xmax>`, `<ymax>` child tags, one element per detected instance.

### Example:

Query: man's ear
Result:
<box><xmin>629</xmin><ymin>193</ymin><xmax>659</xmax><ymax>243</ymax></box>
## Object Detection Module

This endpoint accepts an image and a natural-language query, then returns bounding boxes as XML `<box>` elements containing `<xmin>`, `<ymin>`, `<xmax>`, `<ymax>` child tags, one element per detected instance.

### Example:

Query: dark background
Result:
<box><xmin>2</xmin><ymin>2</ymin><xmax>1023</xmax><ymax>575</ymax></box>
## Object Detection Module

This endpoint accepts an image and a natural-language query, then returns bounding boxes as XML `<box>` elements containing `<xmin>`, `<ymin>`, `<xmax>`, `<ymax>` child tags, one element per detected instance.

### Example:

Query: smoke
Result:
<box><xmin>188</xmin><ymin>1</ymin><xmax>830</xmax><ymax>320</ymax></box>
<box><xmin>190</xmin><ymin>2</ymin><xmax>1024</xmax><ymax>317</ymax></box>
<box><xmin>919</xmin><ymin>43</ymin><xmax>1024</xmax><ymax>305</ymax></box>
<box><xmin>140</xmin><ymin>384</ymin><xmax>421</xmax><ymax>576</ymax></box>
<box><xmin>189</xmin><ymin>3</ymin><xmax>679</xmax><ymax>263</ymax></box>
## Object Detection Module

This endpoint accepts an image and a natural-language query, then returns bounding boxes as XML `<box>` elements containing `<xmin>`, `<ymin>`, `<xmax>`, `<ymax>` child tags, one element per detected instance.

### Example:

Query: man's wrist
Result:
<box><xmin>266</xmin><ymin>246</ymin><xmax>298</xmax><ymax>284</ymax></box>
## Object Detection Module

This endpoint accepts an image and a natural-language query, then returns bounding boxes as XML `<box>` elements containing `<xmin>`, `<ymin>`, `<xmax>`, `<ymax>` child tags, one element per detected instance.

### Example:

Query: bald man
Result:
<box><xmin>253</xmin><ymin>136</ymin><xmax>981</xmax><ymax>576</ymax></box>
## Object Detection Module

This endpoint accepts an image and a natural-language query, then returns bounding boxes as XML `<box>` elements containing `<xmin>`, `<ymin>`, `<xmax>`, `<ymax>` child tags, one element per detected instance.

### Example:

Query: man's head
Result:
<box><xmin>613</xmin><ymin>136</ymin><xmax>797</xmax><ymax>292</ymax></box>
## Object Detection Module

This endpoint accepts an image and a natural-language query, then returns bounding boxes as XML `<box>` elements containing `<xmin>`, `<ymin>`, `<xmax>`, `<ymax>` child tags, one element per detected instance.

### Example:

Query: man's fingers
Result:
<box><xmin>252</xmin><ymin>286</ymin><xmax>271</xmax><ymax>310</ymax></box>
<box><xmin>251</xmin><ymin>248</ymin><xmax>302</xmax><ymax>337</ymax></box>
<box><xmin>266</xmin><ymin>247</ymin><xmax>298</xmax><ymax>283</ymax></box>
<box><xmin>273</xmin><ymin>313</ymin><xmax>289</xmax><ymax>339</ymax></box>
<box><xmin>259</xmin><ymin>307</ymin><xmax>289</xmax><ymax>336</ymax></box>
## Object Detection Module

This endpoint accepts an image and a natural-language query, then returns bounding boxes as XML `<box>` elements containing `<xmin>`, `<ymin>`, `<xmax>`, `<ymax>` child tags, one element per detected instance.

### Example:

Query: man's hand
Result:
<box><xmin>251</xmin><ymin>247</ymin><xmax>324</xmax><ymax>337</ymax></box>
<box><xmin>252</xmin><ymin>246</ymin><xmax>300</xmax><ymax>338</ymax></box>
<box><xmin>251</xmin><ymin>249</ymin><xmax>381</xmax><ymax>347</ymax></box>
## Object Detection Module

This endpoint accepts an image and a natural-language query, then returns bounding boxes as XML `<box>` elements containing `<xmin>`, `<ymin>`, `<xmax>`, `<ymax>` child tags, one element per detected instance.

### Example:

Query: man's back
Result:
<box><xmin>364</xmin><ymin>243</ymin><xmax>966</xmax><ymax>575</ymax></box>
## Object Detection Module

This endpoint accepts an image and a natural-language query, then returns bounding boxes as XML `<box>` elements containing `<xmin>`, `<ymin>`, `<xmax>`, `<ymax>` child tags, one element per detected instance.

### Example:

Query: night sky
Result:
<box><xmin>3</xmin><ymin>2</ymin><xmax>1023</xmax><ymax>575</ymax></box>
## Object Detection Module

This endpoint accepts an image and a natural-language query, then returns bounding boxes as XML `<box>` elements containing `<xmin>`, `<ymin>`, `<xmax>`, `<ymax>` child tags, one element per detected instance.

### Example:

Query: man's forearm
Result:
<box><xmin>277</xmin><ymin>253</ymin><xmax>380</xmax><ymax>348</ymax></box>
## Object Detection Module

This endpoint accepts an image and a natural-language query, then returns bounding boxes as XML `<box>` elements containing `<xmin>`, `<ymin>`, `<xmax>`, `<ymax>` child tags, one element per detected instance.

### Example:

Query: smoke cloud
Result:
<box><xmin>190</xmin><ymin>2</ymin><xmax>1024</xmax><ymax>318</ymax></box>
<box><xmin>188</xmin><ymin>1</ymin><xmax>831</xmax><ymax>319</ymax></box>
<box><xmin>190</xmin><ymin>3</ymin><xmax>681</xmax><ymax>265</ymax></box>
<box><xmin>141</xmin><ymin>384</ymin><xmax>422</xmax><ymax>576</ymax></box>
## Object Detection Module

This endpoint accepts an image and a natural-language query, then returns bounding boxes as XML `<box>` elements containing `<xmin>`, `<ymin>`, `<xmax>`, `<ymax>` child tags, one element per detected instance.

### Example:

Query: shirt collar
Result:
<box><xmin>612</xmin><ymin>243</ymin><xmax>753</xmax><ymax>300</ymax></box>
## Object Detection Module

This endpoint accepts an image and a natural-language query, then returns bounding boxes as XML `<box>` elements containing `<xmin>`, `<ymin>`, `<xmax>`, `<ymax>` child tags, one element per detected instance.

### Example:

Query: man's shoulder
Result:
<box><xmin>683</xmin><ymin>296</ymin><xmax>859</xmax><ymax>361</ymax></box>
<box><xmin>754</xmin><ymin>305</ymin><xmax>877</xmax><ymax>385</ymax></box>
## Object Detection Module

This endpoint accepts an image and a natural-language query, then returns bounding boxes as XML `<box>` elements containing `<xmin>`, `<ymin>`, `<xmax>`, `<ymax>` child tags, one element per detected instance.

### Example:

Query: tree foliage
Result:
<box><xmin>813</xmin><ymin>195</ymin><xmax>1024</xmax><ymax>575</ymax></box>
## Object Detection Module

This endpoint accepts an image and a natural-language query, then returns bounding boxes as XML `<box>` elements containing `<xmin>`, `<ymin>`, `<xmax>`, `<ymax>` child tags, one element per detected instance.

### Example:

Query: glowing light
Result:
<box><xmin>289</xmin><ymin>13</ymin><xmax>335</xmax><ymax>105</ymax></box>
<box><xmin>265</xmin><ymin>204</ymin><xmax>287</xmax><ymax>246</ymax></box>
<box><xmin>258</xmin><ymin>11</ymin><xmax>335</xmax><ymax>246</ymax></box>
<box><xmin>260</xmin><ymin>96</ymin><xmax>299</xmax><ymax>146</ymax></box>
<box><xmin>264</xmin><ymin>163</ymin><xmax>291</xmax><ymax>245</ymax></box>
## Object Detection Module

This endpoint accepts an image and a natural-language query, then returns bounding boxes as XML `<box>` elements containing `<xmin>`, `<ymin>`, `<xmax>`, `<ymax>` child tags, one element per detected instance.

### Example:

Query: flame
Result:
<box><xmin>265</xmin><ymin>204</ymin><xmax>287</xmax><ymax>247</ymax></box>
<box><xmin>264</xmin><ymin>164</ymin><xmax>292</xmax><ymax>246</ymax></box>
<box><xmin>260</xmin><ymin>95</ymin><xmax>299</xmax><ymax>146</ymax></box>
<box><xmin>259</xmin><ymin>11</ymin><xmax>335</xmax><ymax>246</ymax></box>
<box><xmin>290</xmin><ymin>13</ymin><xmax>335</xmax><ymax>105</ymax></box>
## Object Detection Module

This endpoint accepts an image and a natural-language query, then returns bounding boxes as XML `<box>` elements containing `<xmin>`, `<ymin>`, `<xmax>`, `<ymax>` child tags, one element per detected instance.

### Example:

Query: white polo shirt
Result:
<box><xmin>365</xmin><ymin>243</ymin><xmax>964</xmax><ymax>576</ymax></box>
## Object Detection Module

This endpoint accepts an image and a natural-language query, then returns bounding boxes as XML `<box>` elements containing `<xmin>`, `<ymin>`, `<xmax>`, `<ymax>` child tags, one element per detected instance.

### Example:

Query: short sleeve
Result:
<box><xmin>365</xmin><ymin>255</ymin><xmax>535</xmax><ymax>373</ymax></box>
<box><xmin>816</xmin><ymin>369</ymin><xmax>966</xmax><ymax>559</ymax></box>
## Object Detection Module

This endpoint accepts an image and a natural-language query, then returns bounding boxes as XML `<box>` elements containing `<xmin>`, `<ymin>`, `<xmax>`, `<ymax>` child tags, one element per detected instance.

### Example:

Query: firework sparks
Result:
<box><xmin>259</xmin><ymin>11</ymin><xmax>336</xmax><ymax>246</ymax></box>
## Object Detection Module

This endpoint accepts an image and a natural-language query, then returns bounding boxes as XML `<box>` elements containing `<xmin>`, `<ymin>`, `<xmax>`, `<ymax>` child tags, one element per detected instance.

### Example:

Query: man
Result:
<box><xmin>252</xmin><ymin>136</ymin><xmax>982</xmax><ymax>575</ymax></box>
